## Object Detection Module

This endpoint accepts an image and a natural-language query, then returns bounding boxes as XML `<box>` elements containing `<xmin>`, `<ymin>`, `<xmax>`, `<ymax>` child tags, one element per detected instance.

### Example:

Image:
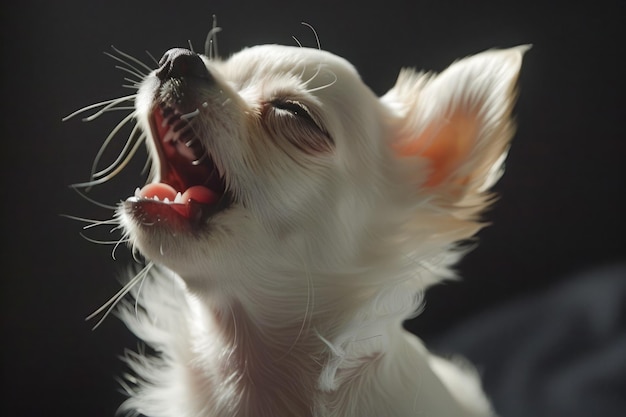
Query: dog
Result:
<box><xmin>72</xmin><ymin>28</ymin><xmax>525</xmax><ymax>417</ymax></box>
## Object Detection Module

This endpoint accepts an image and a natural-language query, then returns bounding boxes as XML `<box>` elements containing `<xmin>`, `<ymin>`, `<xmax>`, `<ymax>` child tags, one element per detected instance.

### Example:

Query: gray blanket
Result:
<box><xmin>433</xmin><ymin>263</ymin><xmax>626</xmax><ymax>417</ymax></box>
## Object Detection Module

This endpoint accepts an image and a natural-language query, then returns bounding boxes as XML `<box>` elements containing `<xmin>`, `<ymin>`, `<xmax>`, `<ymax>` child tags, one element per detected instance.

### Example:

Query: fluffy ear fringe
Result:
<box><xmin>383</xmin><ymin>46</ymin><xmax>528</xmax><ymax>217</ymax></box>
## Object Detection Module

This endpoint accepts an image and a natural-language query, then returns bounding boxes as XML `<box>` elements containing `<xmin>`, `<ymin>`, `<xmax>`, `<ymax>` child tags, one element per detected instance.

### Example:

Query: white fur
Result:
<box><xmin>106</xmin><ymin>43</ymin><xmax>526</xmax><ymax>416</ymax></box>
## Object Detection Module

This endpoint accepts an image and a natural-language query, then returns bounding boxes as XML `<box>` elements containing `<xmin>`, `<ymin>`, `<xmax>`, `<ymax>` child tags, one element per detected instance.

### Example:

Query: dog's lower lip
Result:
<box><xmin>125</xmin><ymin>184</ymin><xmax>232</xmax><ymax>226</ymax></box>
<box><xmin>124</xmin><ymin>197</ymin><xmax>209</xmax><ymax>227</ymax></box>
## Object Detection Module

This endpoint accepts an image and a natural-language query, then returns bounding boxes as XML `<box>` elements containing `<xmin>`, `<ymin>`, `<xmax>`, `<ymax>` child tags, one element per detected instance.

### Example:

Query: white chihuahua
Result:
<box><xmin>77</xmin><ymin>33</ymin><xmax>525</xmax><ymax>417</ymax></box>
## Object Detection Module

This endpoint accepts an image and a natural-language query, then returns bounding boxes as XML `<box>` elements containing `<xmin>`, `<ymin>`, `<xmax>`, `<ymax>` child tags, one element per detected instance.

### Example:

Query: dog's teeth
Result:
<box><xmin>153</xmin><ymin>196</ymin><xmax>160</xmax><ymax>201</ymax></box>
<box><xmin>134</xmin><ymin>187</ymin><xmax>141</xmax><ymax>197</ymax></box>
<box><xmin>174</xmin><ymin>192</ymin><xmax>183</xmax><ymax>203</ymax></box>
<box><xmin>163</xmin><ymin>197</ymin><xmax>170</xmax><ymax>203</ymax></box>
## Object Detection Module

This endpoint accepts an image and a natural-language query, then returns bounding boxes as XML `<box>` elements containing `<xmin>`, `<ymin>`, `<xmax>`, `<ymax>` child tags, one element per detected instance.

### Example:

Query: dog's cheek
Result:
<box><xmin>245</xmin><ymin>161</ymin><xmax>336</xmax><ymax>237</ymax></box>
<box><xmin>282</xmin><ymin>124</ymin><xmax>333</xmax><ymax>155</ymax></box>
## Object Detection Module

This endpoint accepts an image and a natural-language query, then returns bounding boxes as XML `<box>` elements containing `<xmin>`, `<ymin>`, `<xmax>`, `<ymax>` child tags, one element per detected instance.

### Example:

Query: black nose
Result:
<box><xmin>156</xmin><ymin>48</ymin><xmax>211</xmax><ymax>81</ymax></box>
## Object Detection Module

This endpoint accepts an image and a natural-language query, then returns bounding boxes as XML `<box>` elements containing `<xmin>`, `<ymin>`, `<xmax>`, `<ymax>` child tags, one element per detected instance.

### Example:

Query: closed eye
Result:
<box><xmin>264</xmin><ymin>98</ymin><xmax>334</xmax><ymax>153</ymax></box>
<box><xmin>270</xmin><ymin>99</ymin><xmax>322</xmax><ymax>131</ymax></box>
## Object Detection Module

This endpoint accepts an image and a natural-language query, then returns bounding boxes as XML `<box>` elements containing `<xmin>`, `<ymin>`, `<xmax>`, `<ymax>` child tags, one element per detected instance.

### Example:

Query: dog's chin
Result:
<box><xmin>118</xmin><ymin>193</ymin><xmax>241</xmax><ymax>274</ymax></box>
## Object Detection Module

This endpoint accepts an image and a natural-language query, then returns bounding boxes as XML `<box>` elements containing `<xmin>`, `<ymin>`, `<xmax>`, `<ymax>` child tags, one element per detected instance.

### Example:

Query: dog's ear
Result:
<box><xmin>382</xmin><ymin>47</ymin><xmax>527</xmax><ymax>215</ymax></box>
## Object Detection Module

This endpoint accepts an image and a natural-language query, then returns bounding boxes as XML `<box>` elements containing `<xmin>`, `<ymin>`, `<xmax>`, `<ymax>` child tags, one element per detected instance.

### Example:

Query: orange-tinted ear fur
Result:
<box><xmin>384</xmin><ymin>46</ymin><xmax>527</xmax><ymax>209</ymax></box>
<box><xmin>395</xmin><ymin>111</ymin><xmax>479</xmax><ymax>188</ymax></box>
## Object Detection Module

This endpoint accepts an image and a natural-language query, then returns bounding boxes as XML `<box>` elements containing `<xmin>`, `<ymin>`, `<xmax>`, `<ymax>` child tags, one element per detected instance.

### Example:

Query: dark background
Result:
<box><xmin>2</xmin><ymin>1</ymin><xmax>624</xmax><ymax>416</ymax></box>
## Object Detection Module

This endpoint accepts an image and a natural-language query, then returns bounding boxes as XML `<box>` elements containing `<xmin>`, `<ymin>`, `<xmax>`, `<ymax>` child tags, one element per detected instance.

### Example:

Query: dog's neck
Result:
<box><xmin>181</xmin><ymin>260</ymin><xmax>402</xmax><ymax>417</ymax></box>
<box><xmin>187</xmin><ymin>291</ymin><xmax>327</xmax><ymax>417</ymax></box>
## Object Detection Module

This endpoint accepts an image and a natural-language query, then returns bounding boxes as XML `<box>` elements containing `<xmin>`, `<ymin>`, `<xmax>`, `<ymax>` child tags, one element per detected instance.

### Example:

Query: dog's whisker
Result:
<box><xmin>60</xmin><ymin>214</ymin><xmax>119</xmax><ymax>227</ymax></box>
<box><xmin>301</xmin><ymin>21</ymin><xmax>322</xmax><ymax>50</ymax></box>
<box><xmin>109</xmin><ymin>45</ymin><xmax>154</xmax><ymax>74</ymax></box>
<box><xmin>86</xmin><ymin>262</ymin><xmax>154</xmax><ymax>330</ymax></box>
<box><xmin>69</xmin><ymin>185</ymin><xmax>119</xmax><ymax>210</ymax></box>
<box><xmin>62</xmin><ymin>94</ymin><xmax>137</xmax><ymax>122</ymax></box>
<box><xmin>204</xmin><ymin>14</ymin><xmax>221</xmax><ymax>59</ymax></box>
<box><xmin>112</xmin><ymin>63</ymin><xmax>147</xmax><ymax>82</ymax></box>
<box><xmin>305</xmin><ymin>70</ymin><xmax>338</xmax><ymax>94</ymax></box>
<box><xmin>92</xmin><ymin>127</ymin><xmax>144</xmax><ymax>183</ymax></box>
<box><xmin>91</xmin><ymin>112</ymin><xmax>139</xmax><ymax>179</ymax></box>
<box><xmin>122</xmin><ymin>78</ymin><xmax>141</xmax><ymax>89</ymax></box>
<box><xmin>140</xmin><ymin>147</ymin><xmax>152</xmax><ymax>176</ymax></box>
<box><xmin>292</xmin><ymin>35</ymin><xmax>303</xmax><ymax>48</ymax></box>
<box><xmin>78</xmin><ymin>232</ymin><xmax>129</xmax><ymax>246</ymax></box>
<box><xmin>185</xmin><ymin>138</ymin><xmax>198</xmax><ymax>147</ymax></box>
<box><xmin>109</xmin><ymin>224</ymin><xmax>125</xmax><ymax>234</ymax></box>
<box><xmin>228</xmin><ymin>303</ymin><xmax>238</xmax><ymax>351</ymax></box>
<box><xmin>73</xmin><ymin>132</ymin><xmax>145</xmax><ymax>189</ymax></box>
<box><xmin>180</xmin><ymin>108</ymin><xmax>200</xmax><ymax>120</ymax></box>
<box><xmin>131</xmin><ymin>245</ymin><xmax>143</xmax><ymax>264</ymax></box>
<box><xmin>85</xmin><ymin>105</ymin><xmax>133</xmax><ymax>123</ymax></box>
<box><xmin>132</xmin><ymin>265</ymin><xmax>150</xmax><ymax>320</ymax></box>
<box><xmin>302</xmin><ymin>63</ymin><xmax>323</xmax><ymax>89</ymax></box>
<box><xmin>192</xmin><ymin>152</ymin><xmax>209</xmax><ymax>166</ymax></box>
<box><xmin>111</xmin><ymin>231</ymin><xmax>132</xmax><ymax>260</ymax></box>
<box><xmin>145</xmin><ymin>50</ymin><xmax>159</xmax><ymax>66</ymax></box>
<box><xmin>277</xmin><ymin>240</ymin><xmax>315</xmax><ymax>362</ymax></box>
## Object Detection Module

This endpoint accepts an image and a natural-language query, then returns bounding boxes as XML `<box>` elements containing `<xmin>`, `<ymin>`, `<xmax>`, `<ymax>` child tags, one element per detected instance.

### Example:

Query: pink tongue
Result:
<box><xmin>182</xmin><ymin>185</ymin><xmax>218</xmax><ymax>205</ymax></box>
<box><xmin>139</xmin><ymin>183</ymin><xmax>218</xmax><ymax>205</ymax></box>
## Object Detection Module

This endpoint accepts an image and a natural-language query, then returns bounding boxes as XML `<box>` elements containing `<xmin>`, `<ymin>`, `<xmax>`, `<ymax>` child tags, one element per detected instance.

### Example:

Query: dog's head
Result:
<box><xmin>120</xmin><ymin>44</ymin><xmax>524</xmax><ymax>301</ymax></box>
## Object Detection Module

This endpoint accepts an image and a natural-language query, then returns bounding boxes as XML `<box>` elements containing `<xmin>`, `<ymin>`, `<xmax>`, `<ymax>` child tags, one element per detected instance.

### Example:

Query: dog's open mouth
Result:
<box><xmin>126</xmin><ymin>101</ymin><xmax>229</xmax><ymax>227</ymax></box>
